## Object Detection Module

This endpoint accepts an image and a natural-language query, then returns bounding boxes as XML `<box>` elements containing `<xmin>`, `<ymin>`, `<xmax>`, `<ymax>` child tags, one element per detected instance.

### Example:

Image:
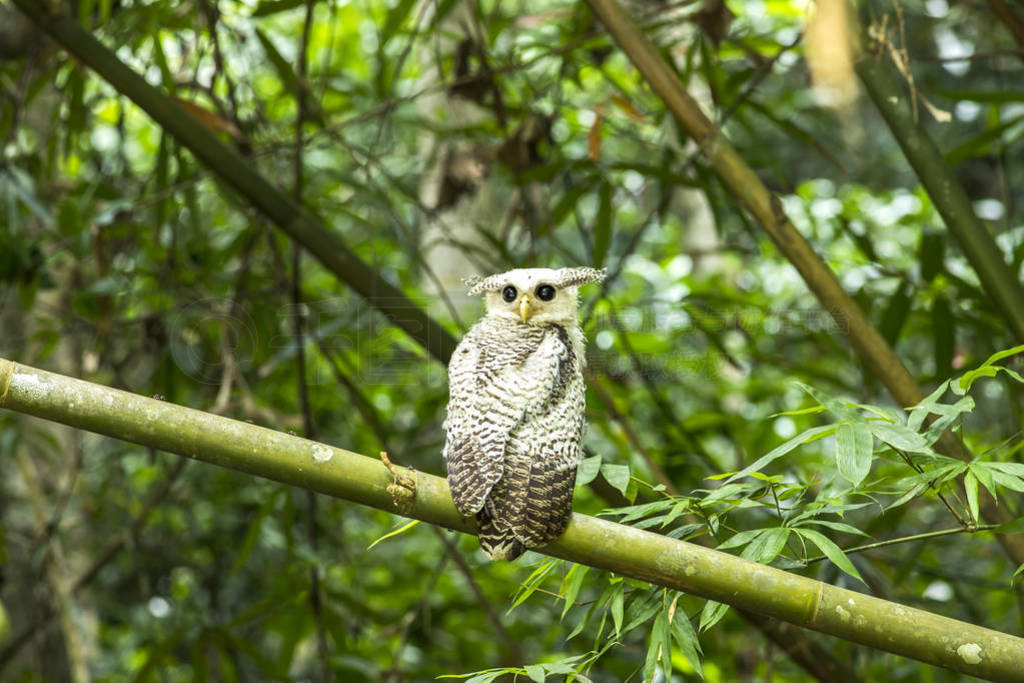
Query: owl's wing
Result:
<box><xmin>443</xmin><ymin>328</ymin><xmax>562</xmax><ymax>516</ymax></box>
<box><xmin>486</xmin><ymin>329</ymin><xmax>582</xmax><ymax>549</ymax></box>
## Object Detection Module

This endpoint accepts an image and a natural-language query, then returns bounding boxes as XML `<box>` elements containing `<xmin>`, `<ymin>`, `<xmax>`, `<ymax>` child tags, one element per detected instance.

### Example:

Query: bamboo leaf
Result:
<box><xmin>644</xmin><ymin>600</ymin><xmax>672</xmax><ymax>683</ymax></box>
<box><xmin>745</xmin><ymin>98</ymin><xmax>845</xmax><ymax>169</ymax></box>
<box><xmin>576</xmin><ymin>455</ymin><xmax>602</xmax><ymax>486</ymax></box>
<box><xmin>795</xmin><ymin>528</ymin><xmax>864</xmax><ymax>584</ymax></box>
<box><xmin>740</xmin><ymin>528</ymin><xmax>790</xmax><ymax>564</ymax></box>
<box><xmin>921</xmin><ymin>395</ymin><xmax>975</xmax><ymax>444</ymax></box>
<box><xmin>367</xmin><ymin>520</ymin><xmax>420</xmax><ymax>550</ymax></box>
<box><xmin>994</xmin><ymin>517</ymin><xmax>1024</xmax><ymax>535</ymax></box>
<box><xmin>796</xmin><ymin>382</ymin><xmax>862</xmax><ymax>424</ymax></box>
<box><xmin>989</xmin><ymin>470</ymin><xmax>1024</xmax><ymax>493</ymax></box>
<box><xmin>803</xmin><ymin>520</ymin><xmax>869</xmax><ymax>537</ymax></box>
<box><xmin>935</xmin><ymin>89</ymin><xmax>1024</xmax><ymax>103</ymax></box>
<box><xmin>524</xmin><ymin>664</ymin><xmax>546</xmax><ymax>683</ymax></box>
<box><xmin>698</xmin><ymin>600</ymin><xmax>729</xmax><ymax>632</ymax></box>
<box><xmin>945</xmin><ymin>113</ymin><xmax>1024</xmax><ymax>166</ymax></box>
<box><xmin>543</xmin><ymin>181</ymin><xmax>594</xmax><ymax>236</ymax></box>
<box><xmin>662</xmin><ymin>500</ymin><xmax>690</xmax><ymax>528</ymax></box>
<box><xmin>252</xmin><ymin>0</ymin><xmax>306</xmax><ymax>16</ymax></box>
<box><xmin>970</xmin><ymin>463</ymin><xmax>999</xmax><ymax>503</ymax></box>
<box><xmin>610</xmin><ymin>582</ymin><xmax>624</xmax><ymax>636</ymax></box>
<box><xmin>835</xmin><ymin>422</ymin><xmax>873</xmax><ymax>486</ymax></box>
<box><xmin>716</xmin><ymin>528</ymin><xmax>762</xmax><ymax>551</ymax></box>
<box><xmin>510</xmin><ymin>559</ymin><xmax>559</xmax><ymax>612</ymax></box>
<box><xmin>561</xmin><ymin>564</ymin><xmax>590</xmax><ymax>618</ymax></box>
<box><xmin>254</xmin><ymin>28</ymin><xmax>324</xmax><ymax>124</ymax></box>
<box><xmin>907</xmin><ymin>380</ymin><xmax>952</xmax><ymax>432</ymax></box>
<box><xmin>232</xmin><ymin>488</ymin><xmax>283</xmax><ymax>573</ymax></box>
<box><xmin>919</xmin><ymin>231</ymin><xmax>945</xmax><ymax>281</ymax></box>
<box><xmin>986</xmin><ymin>462</ymin><xmax>1024</xmax><ymax>478</ymax></box>
<box><xmin>600</xmin><ymin>463</ymin><xmax>631</xmax><ymax>496</ymax></box>
<box><xmin>964</xmin><ymin>470</ymin><xmax>980</xmax><ymax>525</ymax></box>
<box><xmin>254</xmin><ymin>28</ymin><xmax>300</xmax><ymax>97</ymax></box>
<box><xmin>621</xmin><ymin>590</ymin><xmax>661</xmax><ymax>636</ymax></box>
<box><xmin>955</xmin><ymin>344</ymin><xmax>1024</xmax><ymax>394</ymax></box>
<box><xmin>870</xmin><ymin>422</ymin><xmax>931</xmax><ymax>454</ymax></box>
<box><xmin>669</xmin><ymin>603</ymin><xmax>704</xmax><ymax>678</ymax></box>
<box><xmin>725</xmin><ymin>425</ymin><xmax>836</xmax><ymax>483</ymax></box>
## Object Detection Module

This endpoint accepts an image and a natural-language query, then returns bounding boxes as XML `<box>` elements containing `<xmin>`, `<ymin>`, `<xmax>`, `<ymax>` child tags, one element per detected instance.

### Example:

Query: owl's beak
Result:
<box><xmin>518</xmin><ymin>296</ymin><xmax>533</xmax><ymax>323</ymax></box>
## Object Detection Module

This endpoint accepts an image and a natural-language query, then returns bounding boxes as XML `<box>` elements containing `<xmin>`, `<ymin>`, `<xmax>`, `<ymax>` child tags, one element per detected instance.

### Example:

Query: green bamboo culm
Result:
<box><xmin>1</xmin><ymin>358</ymin><xmax>1023</xmax><ymax>681</ymax></box>
<box><xmin>856</xmin><ymin>54</ymin><xmax>1024</xmax><ymax>344</ymax></box>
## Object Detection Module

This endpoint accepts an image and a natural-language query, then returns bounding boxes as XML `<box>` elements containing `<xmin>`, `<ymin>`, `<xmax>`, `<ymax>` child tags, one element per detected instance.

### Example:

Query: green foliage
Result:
<box><xmin>2</xmin><ymin>0</ymin><xmax>1024</xmax><ymax>680</ymax></box>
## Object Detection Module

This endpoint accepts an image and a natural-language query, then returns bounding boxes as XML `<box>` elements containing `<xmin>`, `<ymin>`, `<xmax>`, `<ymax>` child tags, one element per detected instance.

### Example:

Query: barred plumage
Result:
<box><xmin>443</xmin><ymin>267</ymin><xmax>605</xmax><ymax>560</ymax></box>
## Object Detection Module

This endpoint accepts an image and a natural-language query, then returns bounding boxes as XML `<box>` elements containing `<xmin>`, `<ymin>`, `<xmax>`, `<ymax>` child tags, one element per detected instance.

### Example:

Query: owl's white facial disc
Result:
<box><xmin>482</xmin><ymin>268</ymin><xmax>580</xmax><ymax>325</ymax></box>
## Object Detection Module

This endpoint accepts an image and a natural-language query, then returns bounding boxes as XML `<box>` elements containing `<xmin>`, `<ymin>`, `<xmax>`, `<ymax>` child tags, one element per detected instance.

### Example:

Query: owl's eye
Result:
<box><xmin>502</xmin><ymin>285</ymin><xmax>518</xmax><ymax>303</ymax></box>
<box><xmin>535</xmin><ymin>284</ymin><xmax>556</xmax><ymax>301</ymax></box>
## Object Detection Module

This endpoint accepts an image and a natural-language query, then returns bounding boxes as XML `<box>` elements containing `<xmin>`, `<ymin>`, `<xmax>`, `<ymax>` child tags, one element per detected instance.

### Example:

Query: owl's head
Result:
<box><xmin>467</xmin><ymin>267</ymin><xmax>605</xmax><ymax>325</ymax></box>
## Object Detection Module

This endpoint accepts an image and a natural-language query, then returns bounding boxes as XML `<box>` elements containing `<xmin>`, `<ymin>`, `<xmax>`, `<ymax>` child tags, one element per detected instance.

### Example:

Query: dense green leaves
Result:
<box><xmin>3</xmin><ymin>0</ymin><xmax>1024</xmax><ymax>680</ymax></box>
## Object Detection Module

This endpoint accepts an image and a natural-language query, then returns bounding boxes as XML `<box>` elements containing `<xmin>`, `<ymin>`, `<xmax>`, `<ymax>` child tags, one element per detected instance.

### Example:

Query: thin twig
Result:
<box><xmin>585</xmin><ymin>367</ymin><xmax>676</xmax><ymax>492</ymax></box>
<box><xmin>432</xmin><ymin>528</ymin><xmax>525</xmax><ymax>664</ymax></box>
<box><xmin>804</xmin><ymin>524</ymin><xmax>999</xmax><ymax>565</ymax></box>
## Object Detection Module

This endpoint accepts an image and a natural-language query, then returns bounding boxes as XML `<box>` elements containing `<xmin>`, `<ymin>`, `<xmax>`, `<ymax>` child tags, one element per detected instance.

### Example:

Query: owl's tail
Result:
<box><xmin>477</xmin><ymin>509</ymin><xmax>526</xmax><ymax>561</ymax></box>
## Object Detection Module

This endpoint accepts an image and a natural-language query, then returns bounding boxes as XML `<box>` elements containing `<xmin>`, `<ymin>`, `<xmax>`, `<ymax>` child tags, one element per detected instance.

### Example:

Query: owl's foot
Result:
<box><xmin>381</xmin><ymin>451</ymin><xmax>417</xmax><ymax>515</ymax></box>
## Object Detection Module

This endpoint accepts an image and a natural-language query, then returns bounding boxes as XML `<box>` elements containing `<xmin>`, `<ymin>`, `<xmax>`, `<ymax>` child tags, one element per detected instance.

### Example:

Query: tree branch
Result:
<box><xmin>1</xmin><ymin>359</ymin><xmax>1022</xmax><ymax>680</ymax></box>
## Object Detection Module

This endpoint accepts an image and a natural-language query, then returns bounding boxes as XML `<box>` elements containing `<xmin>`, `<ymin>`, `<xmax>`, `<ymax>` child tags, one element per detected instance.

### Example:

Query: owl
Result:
<box><xmin>443</xmin><ymin>267</ymin><xmax>606</xmax><ymax>560</ymax></box>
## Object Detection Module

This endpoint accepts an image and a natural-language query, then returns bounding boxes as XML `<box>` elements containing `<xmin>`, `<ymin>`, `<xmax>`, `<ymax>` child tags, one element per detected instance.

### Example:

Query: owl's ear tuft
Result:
<box><xmin>554</xmin><ymin>267</ymin><xmax>606</xmax><ymax>288</ymax></box>
<box><xmin>464</xmin><ymin>274</ymin><xmax>504</xmax><ymax>296</ymax></box>
<box><xmin>463</xmin><ymin>276</ymin><xmax>483</xmax><ymax>294</ymax></box>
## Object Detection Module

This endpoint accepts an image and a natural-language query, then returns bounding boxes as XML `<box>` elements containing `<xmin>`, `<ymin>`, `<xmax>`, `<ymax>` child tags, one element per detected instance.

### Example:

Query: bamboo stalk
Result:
<box><xmin>583</xmin><ymin>0</ymin><xmax>920</xmax><ymax>407</ymax></box>
<box><xmin>856</xmin><ymin>53</ymin><xmax>1024</xmax><ymax>343</ymax></box>
<box><xmin>1</xmin><ymin>359</ymin><xmax>1022</xmax><ymax>680</ymax></box>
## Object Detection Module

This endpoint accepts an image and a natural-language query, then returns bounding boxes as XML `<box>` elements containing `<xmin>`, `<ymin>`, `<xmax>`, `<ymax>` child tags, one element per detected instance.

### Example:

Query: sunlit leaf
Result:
<box><xmin>600</xmin><ymin>463</ymin><xmax>631</xmax><ymax>496</ymax></box>
<box><xmin>870</xmin><ymin>422</ymin><xmax>931</xmax><ymax>454</ymax></box>
<box><xmin>576</xmin><ymin>455</ymin><xmax>602</xmax><ymax>486</ymax></box>
<box><xmin>835</xmin><ymin>421</ymin><xmax>873</xmax><ymax>486</ymax></box>
<box><xmin>367</xmin><ymin>519</ymin><xmax>420</xmax><ymax>549</ymax></box>
<box><xmin>795</xmin><ymin>528</ymin><xmax>864</xmax><ymax>584</ymax></box>
<box><xmin>699</xmin><ymin>600</ymin><xmax>730</xmax><ymax>632</ymax></box>
<box><xmin>561</xmin><ymin>564</ymin><xmax>590</xmax><ymax>619</ymax></box>
<box><xmin>610</xmin><ymin>582</ymin><xmax>624</xmax><ymax>636</ymax></box>
<box><xmin>524</xmin><ymin>664</ymin><xmax>546</xmax><ymax>683</ymax></box>
<box><xmin>669</xmin><ymin>600</ymin><xmax>704</xmax><ymax>678</ymax></box>
<box><xmin>955</xmin><ymin>344</ymin><xmax>1024</xmax><ymax>394</ymax></box>
<box><xmin>739</xmin><ymin>528</ymin><xmax>790</xmax><ymax>564</ymax></box>
<box><xmin>725</xmin><ymin>425</ymin><xmax>836</xmax><ymax>483</ymax></box>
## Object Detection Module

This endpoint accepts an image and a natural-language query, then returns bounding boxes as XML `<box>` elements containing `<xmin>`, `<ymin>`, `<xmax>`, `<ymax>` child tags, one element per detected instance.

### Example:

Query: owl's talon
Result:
<box><xmin>381</xmin><ymin>451</ymin><xmax>417</xmax><ymax>514</ymax></box>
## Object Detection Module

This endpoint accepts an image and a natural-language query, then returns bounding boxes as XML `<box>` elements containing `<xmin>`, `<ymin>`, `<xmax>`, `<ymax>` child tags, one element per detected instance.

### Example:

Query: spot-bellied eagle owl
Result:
<box><xmin>443</xmin><ymin>267</ymin><xmax>605</xmax><ymax>560</ymax></box>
